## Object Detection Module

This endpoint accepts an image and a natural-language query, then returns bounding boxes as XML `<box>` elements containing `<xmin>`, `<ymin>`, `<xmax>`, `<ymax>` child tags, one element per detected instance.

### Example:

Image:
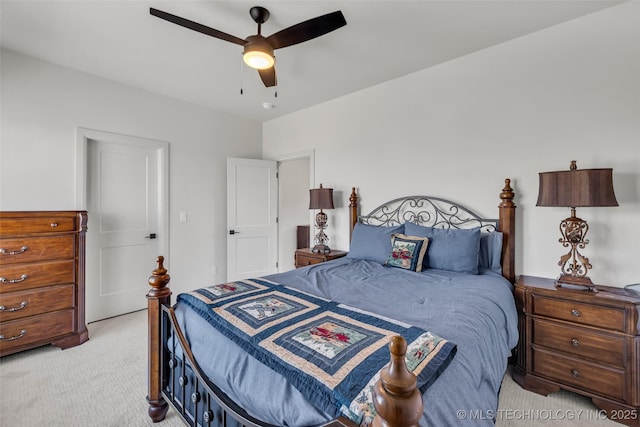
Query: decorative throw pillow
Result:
<box><xmin>385</xmin><ymin>234</ymin><xmax>430</xmax><ymax>272</ymax></box>
<box><xmin>404</xmin><ymin>222</ymin><xmax>481</xmax><ymax>274</ymax></box>
<box><xmin>347</xmin><ymin>223</ymin><xmax>405</xmax><ymax>264</ymax></box>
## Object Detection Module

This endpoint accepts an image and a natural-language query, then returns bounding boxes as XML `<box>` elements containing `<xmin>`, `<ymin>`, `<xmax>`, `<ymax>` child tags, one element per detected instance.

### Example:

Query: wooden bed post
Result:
<box><xmin>371</xmin><ymin>336</ymin><xmax>422</xmax><ymax>427</ymax></box>
<box><xmin>498</xmin><ymin>179</ymin><xmax>517</xmax><ymax>284</ymax></box>
<box><xmin>146</xmin><ymin>256</ymin><xmax>171</xmax><ymax>422</ymax></box>
<box><xmin>349</xmin><ymin>187</ymin><xmax>358</xmax><ymax>243</ymax></box>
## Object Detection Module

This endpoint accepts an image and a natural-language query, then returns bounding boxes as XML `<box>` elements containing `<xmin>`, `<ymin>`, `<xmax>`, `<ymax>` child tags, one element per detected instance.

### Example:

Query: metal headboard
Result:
<box><xmin>359</xmin><ymin>195</ymin><xmax>498</xmax><ymax>233</ymax></box>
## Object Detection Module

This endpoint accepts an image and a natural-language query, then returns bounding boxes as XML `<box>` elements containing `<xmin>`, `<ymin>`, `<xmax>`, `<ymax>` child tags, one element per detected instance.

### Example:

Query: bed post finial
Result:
<box><xmin>371</xmin><ymin>336</ymin><xmax>423</xmax><ymax>427</ymax></box>
<box><xmin>500</xmin><ymin>179</ymin><xmax>515</xmax><ymax>206</ymax></box>
<box><xmin>349</xmin><ymin>187</ymin><xmax>358</xmax><ymax>243</ymax></box>
<box><xmin>498</xmin><ymin>179</ymin><xmax>516</xmax><ymax>284</ymax></box>
<box><xmin>147</xmin><ymin>256</ymin><xmax>171</xmax><ymax>422</ymax></box>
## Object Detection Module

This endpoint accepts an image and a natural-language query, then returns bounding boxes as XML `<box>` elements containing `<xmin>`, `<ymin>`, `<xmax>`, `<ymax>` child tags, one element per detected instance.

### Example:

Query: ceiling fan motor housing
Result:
<box><xmin>243</xmin><ymin>35</ymin><xmax>275</xmax><ymax>69</ymax></box>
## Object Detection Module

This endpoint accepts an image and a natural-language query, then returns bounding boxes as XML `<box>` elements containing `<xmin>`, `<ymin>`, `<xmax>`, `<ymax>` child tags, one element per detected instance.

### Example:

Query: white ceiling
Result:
<box><xmin>0</xmin><ymin>0</ymin><xmax>624</xmax><ymax>122</ymax></box>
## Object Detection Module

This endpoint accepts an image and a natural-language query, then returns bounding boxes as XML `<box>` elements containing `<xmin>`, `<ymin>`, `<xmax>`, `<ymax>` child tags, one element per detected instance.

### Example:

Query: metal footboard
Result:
<box><xmin>161</xmin><ymin>305</ymin><xmax>279</xmax><ymax>427</ymax></box>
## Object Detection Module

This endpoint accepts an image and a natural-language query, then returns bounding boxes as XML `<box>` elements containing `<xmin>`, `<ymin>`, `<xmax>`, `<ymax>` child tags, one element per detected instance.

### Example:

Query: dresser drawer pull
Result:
<box><xmin>0</xmin><ymin>274</ymin><xmax>28</xmax><ymax>284</ymax></box>
<box><xmin>571</xmin><ymin>369</ymin><xmax>580</xmax><ymax>378</ymax></box>
<box><xmin>571</xmin><ymin>309</ymin><xmax>581</xmax><ymax>317</ymax></box>
<box><xmin>571</xmin><ymin>338</ymin><xmax>580</xmax><ymax>347</ymax></box>
<box><xmin>0</xmin><ymin>301</ymin><xmax>28</xmax><ymax>312</ymax></box>
<box><xmin>0</xmin><ymin>246</ymin><xmax>29</xmax><ymax>256</ymax></box>
<box><xmin>50</xmin><ymin>223</ymin><xmax>58</xmax><ymax>227</ymax></box>
<box><xmin>0</xmin><ymin>329</ymin><xmax>27</xmax><ymax>341</ymax></box>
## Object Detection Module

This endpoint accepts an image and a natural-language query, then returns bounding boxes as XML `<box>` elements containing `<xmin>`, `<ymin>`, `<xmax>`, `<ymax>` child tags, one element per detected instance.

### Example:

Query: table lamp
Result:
<box><xmin>536</xmin><ymin>160</ymin><xmax>618</xmax><ymax>290</ymax></box>
<box><xmin>309</xmin><ymin>184</ymin><xmax>335</xmax><ymax>254</ymax></box>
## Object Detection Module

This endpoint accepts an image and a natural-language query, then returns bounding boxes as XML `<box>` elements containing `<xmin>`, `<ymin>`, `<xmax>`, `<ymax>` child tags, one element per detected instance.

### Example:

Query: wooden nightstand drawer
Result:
<box><xmin>533</xmin><ymin>318</ymin><xmax>626</xmax><ymax>367</ymax></box>
<box><xmin>532</xmin><ymin>347</ymin><xmax>626</xmax><ymax>402</ymax></box>
<box><xmin>532</xmin><ymin>294</ymin><xmax>626</xmax><ymax>332</ymax></box>
<box><xmin>0</xmin><ymin>284</ymin><xmax>75</xmax><ymax>322</ymax></box>
<box><xmin>0</xmin><ymin>235</ymin><xmax>75</xmax><ymax>265</ymax></box>
<box><xmin>296</xmin><ymin>253</ymin><xmax>322</xmax><ymax>267</ymax></box>
<box><xmin>294</xmin><ymin>248</ymin><xmax>347</xmax><ymax>268</ymax></box>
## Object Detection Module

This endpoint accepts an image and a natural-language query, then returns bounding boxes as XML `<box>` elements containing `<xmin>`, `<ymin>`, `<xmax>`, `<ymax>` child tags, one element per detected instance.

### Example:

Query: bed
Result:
<box><xmin>147</xmin><ymin>179</ymin><xmax>518</xmax><ymax>427</ymax></box>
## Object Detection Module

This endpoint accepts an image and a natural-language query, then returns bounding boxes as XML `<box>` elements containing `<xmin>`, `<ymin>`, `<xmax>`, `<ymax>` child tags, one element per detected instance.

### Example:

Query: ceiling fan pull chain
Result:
<box><xmin>273</xmin><ymin>56</ymin><xmax>277</xmax><ymax>98</ymax></box>
<box><xmin>239</xmin><ymin>54</ymin><xmax>244</xmax><ymax>95</ymax></box>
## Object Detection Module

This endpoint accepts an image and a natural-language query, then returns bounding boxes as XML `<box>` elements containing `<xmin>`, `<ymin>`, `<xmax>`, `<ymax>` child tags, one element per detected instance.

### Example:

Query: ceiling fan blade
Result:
<box><xmin>150</xmin><ymin>8</ymin><xmax>245</xmax><ymax>46</ymax></box>
<box><xmin>258</xmin><ymin>67</ymin><xmax>277</xmax><ymax>87</ymax></box>
<box><xmin>266</xmin><ymin>11</ymin><xmax>346</xmax><ymax>50</ymax></box>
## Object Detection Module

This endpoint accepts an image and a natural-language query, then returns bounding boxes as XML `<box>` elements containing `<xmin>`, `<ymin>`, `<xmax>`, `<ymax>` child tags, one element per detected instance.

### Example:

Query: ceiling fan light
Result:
<box><xmin>243</xmin><ymin>50</ymin><xmax>274</xmax><ymax>69</ymax></box>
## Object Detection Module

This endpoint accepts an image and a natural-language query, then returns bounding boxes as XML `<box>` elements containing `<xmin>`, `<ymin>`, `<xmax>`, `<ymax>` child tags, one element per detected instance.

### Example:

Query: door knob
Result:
<box><xmin>145</xmin><ymin>233</ymin><xmax>157</xmax><ymax>239</ymax></box>
<box><xmin>229</xmin><ymin>230</ymin><xmax>239</xmax><ymax>235</ymax></box>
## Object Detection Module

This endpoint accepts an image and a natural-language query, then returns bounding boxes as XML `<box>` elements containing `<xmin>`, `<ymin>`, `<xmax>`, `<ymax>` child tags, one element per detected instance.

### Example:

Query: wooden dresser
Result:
<box><xmin>0</xmin><ymin>211</ymin><xmax>89</xmax><ymax>357</ymax></box>
<box><xmin>294</xmin><ymin>248</ymin><xmax>347</xmax><ymax>268</ymax></box>
<box><xmin>513</xmin><ymin>275</ymin><xmax>640</xmax><ymax>426</ymax></box>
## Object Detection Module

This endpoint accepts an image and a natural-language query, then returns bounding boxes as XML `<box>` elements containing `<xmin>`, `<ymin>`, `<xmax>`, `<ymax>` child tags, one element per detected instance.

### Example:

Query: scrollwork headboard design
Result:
<box><xmin>358</xmin><ymin>195</ymin><xmax>498</xmax><ymax>232</ymax></box>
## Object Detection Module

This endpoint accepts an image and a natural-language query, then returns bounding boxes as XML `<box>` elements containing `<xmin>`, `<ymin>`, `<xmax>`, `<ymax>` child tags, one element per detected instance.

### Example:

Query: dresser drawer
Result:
<box><xmin>0</xmin><ymin>216</ymin><xmax>76</xmax><ymax>236</ymax></box>
<box><xmin>532</xmin><ymin>294</ymin><xmax>626</xmax><ymax>332</ymax></box>
<box><xmin>0</xmin><ymin>284</ymin><xmax>74</xmax><ymax>322</ymax></box>
<box><xmin>533</xmin><ymin>318</ymin><xmax>626</xmax><ymax>367</ymax></box>
<box><xmin>0</xmin><ymin>235</ymin><xmax>75</xmax><ymax>265</ymax></box>
<box><xmin>532</xmin><ymin>347</ymin><xmax>626</xmax><ymax>402</ymax></box>
<box><xmin>0</xmin><ymin>259</ymin><xmax>75</xmax><ymax>293</ymax></box>
<box><xmin>0</xmin><ymin>309</ymin><xmax>75</xmax><ymax>354</ymax></box>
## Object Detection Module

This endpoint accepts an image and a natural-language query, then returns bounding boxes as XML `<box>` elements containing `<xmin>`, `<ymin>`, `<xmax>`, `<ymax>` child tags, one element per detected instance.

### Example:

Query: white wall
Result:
<box><xmin>263</xmin><ymin>2</ymin><xmax>640</xmax><ymax>287</ymax></box>
<box><xmin>0</xmin><ymin>49</ymin><xmax>263</xmax><ymax>294</ymax></box>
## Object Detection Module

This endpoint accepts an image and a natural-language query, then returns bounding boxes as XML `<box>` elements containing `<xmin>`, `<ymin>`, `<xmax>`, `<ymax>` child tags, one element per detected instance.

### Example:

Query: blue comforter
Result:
<box><xmin>174</xmin><ymin>258</ymin><xmax>518</xmax><ymax>426</ymax></box>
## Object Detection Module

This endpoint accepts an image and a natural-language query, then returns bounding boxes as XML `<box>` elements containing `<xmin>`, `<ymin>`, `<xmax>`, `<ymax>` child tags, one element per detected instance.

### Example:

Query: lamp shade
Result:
<box><xmin>309</xmin><ymin>184</ymin><xmax>334</xmax><ymax>210</ymax></box>
<box><xmin>536</xmin><ymin>162</ymin><xmax>618</xmax><ymax>208</ymax></box>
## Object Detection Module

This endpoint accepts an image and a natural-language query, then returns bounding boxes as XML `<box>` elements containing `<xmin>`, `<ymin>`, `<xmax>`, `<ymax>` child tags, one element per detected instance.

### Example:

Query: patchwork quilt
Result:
<box><xmin>178</xmin><ymin>278</ymin><xmax>457</xmax><ymax>424</ymax></box>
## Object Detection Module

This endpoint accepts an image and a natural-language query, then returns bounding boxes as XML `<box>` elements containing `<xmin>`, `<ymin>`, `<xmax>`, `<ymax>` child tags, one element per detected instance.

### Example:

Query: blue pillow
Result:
<box><xmin>479</xmin><ymin>232</ymin><xmax>503</xmax><ymax>274</ymax></box>
<box><xmin>404</xmin><ymin>222</ymin><xmax>481</xmax><ymax>274</ymax></box>
<box><xmin>347</xmin><ymin>223</ymin><xmax>405</xmax><ymax>264</ymax></box>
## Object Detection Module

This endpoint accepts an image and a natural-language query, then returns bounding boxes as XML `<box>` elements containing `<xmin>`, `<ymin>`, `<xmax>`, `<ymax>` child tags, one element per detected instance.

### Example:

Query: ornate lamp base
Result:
<box><xmin>554</xmin><ymin>274</ymin><xmax>598</xmax><ymax>292</ymax></box>
<box><xmin>312</xmin><ymin>210</ymin><xmax>331</xmax><ymax>254</ymax></box>
<box><xmin>312</xmin><ymin>244</ymin><xmax>331</xmax><ymax>254</ymax></box>
<box><xmin>554</xmin><ymin>208</ymin><xmax>597</xmax><ymax>292</ymax></box>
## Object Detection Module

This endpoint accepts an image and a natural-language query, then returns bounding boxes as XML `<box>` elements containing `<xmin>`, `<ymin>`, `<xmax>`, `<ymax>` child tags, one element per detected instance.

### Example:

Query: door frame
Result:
<box><xmin>275</xmin><ymin>149</ymin><xmax>315</xmax><ymax>268</ymax></box>
<box><xmin>75</xmin><ymin>127</ymin><xmax>170</xmax><ymax>262</ymax></box>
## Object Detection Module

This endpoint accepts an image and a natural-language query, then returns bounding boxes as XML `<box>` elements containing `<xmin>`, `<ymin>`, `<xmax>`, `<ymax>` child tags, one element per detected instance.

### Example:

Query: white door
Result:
<box><xmin>227</xmin><ymin>158</ymin><xmax>278</xmax><ymax>281</ymax></box>
<box><xmin>82</xmin><ymin>131</ymin><xmax>168</xmax><ymax>322</ymax></box>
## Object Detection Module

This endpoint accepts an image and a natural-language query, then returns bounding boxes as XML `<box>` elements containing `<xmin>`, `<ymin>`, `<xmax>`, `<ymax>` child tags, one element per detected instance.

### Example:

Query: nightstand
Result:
<box><xmin>513</xmin><ymin>275</ymin><xmax>640</xmax><ymax>426</ymax></box>
<box><xmin>294</xmin><ymin>248</ymin><xmax>347</xmax><ymax>268</ymax></box>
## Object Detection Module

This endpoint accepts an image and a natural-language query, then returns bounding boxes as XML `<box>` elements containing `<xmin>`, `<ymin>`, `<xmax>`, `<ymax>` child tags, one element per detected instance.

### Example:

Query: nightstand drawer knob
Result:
<box><xmin>571</xmin><ymin>309</ymin><xmax>581</xmax><ymax>317</ymax></box>
<box><xmin>571</xmin><ymin>338</ymin><xmax>580</xmax><ymax>347</ymax></box>
<box><xmin>571</xmin><ymin>369</ymin><xmax>580</xmax><ymax>378</ymax></box>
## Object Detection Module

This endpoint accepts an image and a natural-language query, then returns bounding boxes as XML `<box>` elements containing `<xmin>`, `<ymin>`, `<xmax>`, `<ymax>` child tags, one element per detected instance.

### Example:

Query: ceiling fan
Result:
<box><xmin>150</xmin><ymin>6</ymin><xmax>347</xmax><ymax>88</ymax></box>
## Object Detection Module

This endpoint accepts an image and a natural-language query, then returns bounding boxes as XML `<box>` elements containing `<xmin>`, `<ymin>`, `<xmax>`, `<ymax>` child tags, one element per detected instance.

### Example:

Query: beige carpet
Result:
<box><xmin>0</xmin><ymin>310</ymin><xmax>618</xmax><ymax>427</ymax></box>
